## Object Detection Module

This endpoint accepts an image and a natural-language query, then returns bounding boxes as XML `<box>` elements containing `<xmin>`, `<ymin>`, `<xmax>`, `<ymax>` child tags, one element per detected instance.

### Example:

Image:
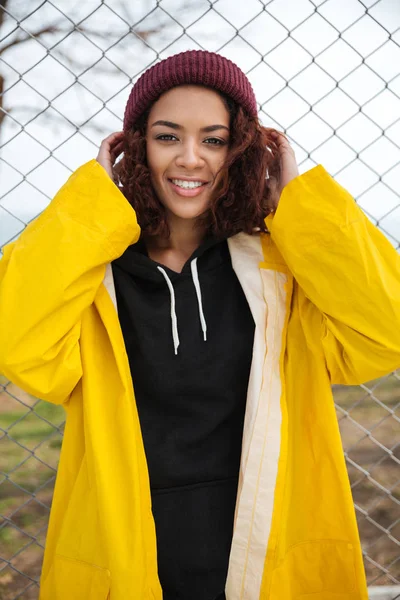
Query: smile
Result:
<box><xmin>168</xmin><ymin>178</ymin><xmax>209</xmax><ymax>198</ymax></box>
<box><xmin>171</xmin><ymin>179</ymin><xmax>205</xmax><ymax>189</ymax></box>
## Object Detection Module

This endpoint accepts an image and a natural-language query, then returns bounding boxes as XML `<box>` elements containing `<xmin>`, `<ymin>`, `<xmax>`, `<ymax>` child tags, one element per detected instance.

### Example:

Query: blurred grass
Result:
<box><xmin>0</xmin><ymin>378</ymin><xmax>65</xmax><ymax>599</ymax></box>
<box><xmin>333</xmin><ymin>373</ymin><xmax>400</xmax><ymax>586</ymax></box>
<box><xmin>334</xmin><ymin>374</ymin><xmax>400</xmax><ymax>407</ymax></box>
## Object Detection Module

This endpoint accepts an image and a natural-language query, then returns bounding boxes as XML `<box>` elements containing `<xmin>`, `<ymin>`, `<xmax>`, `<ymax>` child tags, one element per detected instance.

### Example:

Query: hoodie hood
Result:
<box><xmin>112</xmin><ymin>235</ymin><xmax>229</xmax><ymax>354</ymax></box>
<box><xmin>114</xmin><ymin>234</ymin><xmax>228</xmax><ymax>282</ymax></box>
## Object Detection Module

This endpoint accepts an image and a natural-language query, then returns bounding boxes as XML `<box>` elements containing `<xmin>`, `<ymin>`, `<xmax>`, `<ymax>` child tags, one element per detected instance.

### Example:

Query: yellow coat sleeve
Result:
<box><xmin>267</xmin><ymin>164</ymin><xmax>400</xmax><ymax>385</ymax></box>
<box><xmin>0</xmin><ymin>159</ymin><xmax>140</xmax><ymax>404</ymax></box>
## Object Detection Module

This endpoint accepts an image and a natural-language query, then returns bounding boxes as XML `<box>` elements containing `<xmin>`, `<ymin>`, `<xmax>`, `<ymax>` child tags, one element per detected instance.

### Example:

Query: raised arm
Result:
<box><xmin>0</xmin><ymin>156</ymin><xmax>139</xmax><ymax>404</ymax></box>
<box><xmin>266</xmin><ymin>163</ymin><xmax>400</xmax><ymax>385</ymax></box>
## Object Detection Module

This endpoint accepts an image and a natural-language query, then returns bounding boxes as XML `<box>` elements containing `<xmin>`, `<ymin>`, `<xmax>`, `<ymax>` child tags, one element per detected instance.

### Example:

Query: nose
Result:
<box><xmin>175</xmin><ymin>139</ymin><xmax>205</xmax><ymax>170</ymax></box>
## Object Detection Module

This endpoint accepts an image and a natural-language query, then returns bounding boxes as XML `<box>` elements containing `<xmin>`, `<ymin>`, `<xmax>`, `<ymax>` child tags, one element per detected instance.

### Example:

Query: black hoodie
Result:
<box><xmin>111</xmin><ymin>236</ymin><xmax>255</xmax><ymax>600</ymax></box>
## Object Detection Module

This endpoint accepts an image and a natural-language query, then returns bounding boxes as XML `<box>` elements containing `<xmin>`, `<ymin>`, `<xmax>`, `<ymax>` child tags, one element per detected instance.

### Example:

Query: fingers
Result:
<box><xmin>268</xmin><ymin>129</ymin><xmax>290</xmax><ymax>145</ymax></box>
<box><xmin>99</xmin><ymin>131</ymin><xmax>124</xmax><ymax>153</ymax></box>
<box><xmin>96</xmin><ymin>131</ymin><xmax>125</xmax><ymax>180</ymax></box>
<box><xmin>267</xmin><ymin>128</ymin><xmax>287</xmax><ymax>138</ymax></box>
<box><xmin>110</xmin><ymin>140</ymin><xmax>124</xmax><ymax>163</ymax></box>
<box><xmin>269</xmin><ymin>130</ymin><xmax>296</xmax><ymax>163</ymax></box>
<box><xmin>265</xmin><ymin>129</ymin><xmax>291</xmax><ymax>154</ymax></box>
<box><xmin>103</xmin><ymin>131</ymin><xmax>124</xmax><ymax>144</ymax></box>
<box><xmin>99</xmin><ymin>132</ymin><xmax>125</xmax><ymax>159</ymax></box>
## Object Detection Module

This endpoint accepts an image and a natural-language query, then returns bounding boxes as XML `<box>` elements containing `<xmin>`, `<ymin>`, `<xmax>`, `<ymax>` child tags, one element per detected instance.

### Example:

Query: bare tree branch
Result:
<box><xmin>0</xmin><ymin>23</ymin><xmax>63</xmax><ymax>55</ymax></box>
<box><xmin>3</xmin><ymin>104</ymin><xmax>109</xmax><ymax>136</ymax></box>
<box><xmin>0</xmin><ymin>0</ymin><xmax>193</xmax><ymax>143</ymax></box>
<box><xmin>0</xmin><ymin>22</ymin><xmax>161</xmax><ymax>57</ymax></box>
<box><xmin>135</xmin><ymin>27</ymin><xmax>160</xmax><ymax>41</ymax></box>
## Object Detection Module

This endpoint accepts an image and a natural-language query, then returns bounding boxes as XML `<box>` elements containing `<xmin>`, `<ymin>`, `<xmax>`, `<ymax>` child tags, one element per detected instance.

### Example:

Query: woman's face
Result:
<box><xmin>146</xmin><ymin>85</ymin><xmax>230</xmax><ymax>224</ymax></box>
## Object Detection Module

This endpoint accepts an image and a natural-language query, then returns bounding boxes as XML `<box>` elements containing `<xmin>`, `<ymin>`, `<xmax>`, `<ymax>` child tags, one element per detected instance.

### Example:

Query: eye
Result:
<box><xmin>204</xmin><ymin>137</ymin><xmax>226</xmax><ymax>146</ymax></box>
<box><xmin>156</xmin><ymin>134</ymin><xmax>178</xmax><ymax>141</ymax></box>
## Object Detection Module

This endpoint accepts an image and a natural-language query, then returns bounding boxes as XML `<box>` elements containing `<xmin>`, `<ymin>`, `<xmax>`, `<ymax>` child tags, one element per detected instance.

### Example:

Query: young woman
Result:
<box><xmin>0</xmin><ymin>50</ymin><xmax>399</xmax><ymax>600</ymax></box>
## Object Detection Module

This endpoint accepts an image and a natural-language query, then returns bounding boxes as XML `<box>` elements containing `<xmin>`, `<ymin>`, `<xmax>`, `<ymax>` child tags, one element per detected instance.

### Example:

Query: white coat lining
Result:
<box><xmin>226</xmin><ymin>234</ymin><xmax>287</xmax><ymax>600</ymax></box>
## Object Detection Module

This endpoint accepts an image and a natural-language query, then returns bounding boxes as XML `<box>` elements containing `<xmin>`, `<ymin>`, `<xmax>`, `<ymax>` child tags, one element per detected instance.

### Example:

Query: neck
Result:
<box><xmin>145</xmin><ymin>216</ymin><xmax>207</xmax><ymax>256</ymax></box>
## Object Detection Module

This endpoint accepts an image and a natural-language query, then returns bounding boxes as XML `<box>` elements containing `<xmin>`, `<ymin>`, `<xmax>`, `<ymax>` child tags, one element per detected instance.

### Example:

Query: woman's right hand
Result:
<box><xmin>96</xmin><ymin>131</ymin><xmax>125</xmax><ymax>181</ymax></box>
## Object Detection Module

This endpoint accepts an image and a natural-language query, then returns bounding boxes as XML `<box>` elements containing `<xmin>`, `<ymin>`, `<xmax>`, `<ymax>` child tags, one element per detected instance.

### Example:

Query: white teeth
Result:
<box><xmin>171</xmin><ymin>179</ymin><xmax>204</xmax><ymax>189</ymax></box>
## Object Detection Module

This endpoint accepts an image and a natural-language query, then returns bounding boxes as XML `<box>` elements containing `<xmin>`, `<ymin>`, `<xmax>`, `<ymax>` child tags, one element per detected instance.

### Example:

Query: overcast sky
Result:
<box><xmin>0</xmin><ymin>0</ymin><xmax>400</xmax><ymax>252</ymax></box>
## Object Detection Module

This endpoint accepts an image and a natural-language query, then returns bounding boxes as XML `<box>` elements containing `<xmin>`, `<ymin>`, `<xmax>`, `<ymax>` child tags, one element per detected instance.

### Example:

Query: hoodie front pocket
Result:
<box><xmin>40</xmin><ymin>554</ymin><xmax>110</xmax><ymax>600</ymax></box>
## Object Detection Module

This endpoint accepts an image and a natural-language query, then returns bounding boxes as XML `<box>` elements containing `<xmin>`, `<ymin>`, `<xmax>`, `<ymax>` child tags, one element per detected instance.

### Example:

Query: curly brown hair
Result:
<box><xmin>116</xmin><ymin>89</ymin><xmax>282</xmax><ymax>239</ymax></box>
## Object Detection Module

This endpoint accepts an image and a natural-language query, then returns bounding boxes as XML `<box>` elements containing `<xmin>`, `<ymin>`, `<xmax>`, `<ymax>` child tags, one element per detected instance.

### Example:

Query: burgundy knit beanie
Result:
<box><xmin>123</xmin><ymin>50</ymin><xmax>258</xmax><ymax>132</ymax></box>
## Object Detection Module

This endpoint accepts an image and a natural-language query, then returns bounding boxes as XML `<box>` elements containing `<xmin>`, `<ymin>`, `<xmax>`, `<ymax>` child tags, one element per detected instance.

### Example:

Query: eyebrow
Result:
<box><xmin>151</xmin><ymin>120</ymin><xmax>229</xmax><ymax>133</ymax></box>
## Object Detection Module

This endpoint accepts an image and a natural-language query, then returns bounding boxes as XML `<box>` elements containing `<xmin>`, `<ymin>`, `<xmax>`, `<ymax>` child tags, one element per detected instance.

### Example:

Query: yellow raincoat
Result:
<box><xmin>0</xmin><ymin>160</ymin><xmax>399</xmax><ymax>600</ymax></box>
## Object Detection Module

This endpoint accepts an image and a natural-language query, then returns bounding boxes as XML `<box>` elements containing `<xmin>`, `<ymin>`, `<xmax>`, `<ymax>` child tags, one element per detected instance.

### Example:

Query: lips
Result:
<box><xmin>172</xmin><ymin>180</ymin><xmax>203</xmax><ymax>190</ymax></box>
<box><xmin>168</xmin><ymin>178</ymin><xmax>209</xmax><ymax>198</ymax></box>
<box><xmin>169</xmin><ymin>176</ymin><xmax>209</xmax><ymax>184</ymax></box>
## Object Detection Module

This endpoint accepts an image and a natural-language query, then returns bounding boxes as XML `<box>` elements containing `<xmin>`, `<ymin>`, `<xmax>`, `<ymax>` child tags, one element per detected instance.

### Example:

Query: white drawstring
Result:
<box><xmin>157</xmin><ymin>266</ymin><xmax>180</xmax><ymax>355</ymax></box>
<box><xmin>157</xmin><ymin>260</ymin><xmax>208</xmax><ymax>355</ymax></box>
<box><xmin>190</xmin><ymin>258</ymin><xmax>208</xmax><ymax>342</ymax></box>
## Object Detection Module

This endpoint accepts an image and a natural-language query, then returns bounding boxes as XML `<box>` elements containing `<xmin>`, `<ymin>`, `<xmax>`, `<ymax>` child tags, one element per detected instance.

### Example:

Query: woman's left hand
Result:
<box><xmin>268</xmin><ymin>130</ymin><xmax>299</xmax><ymax>211</ymax></box>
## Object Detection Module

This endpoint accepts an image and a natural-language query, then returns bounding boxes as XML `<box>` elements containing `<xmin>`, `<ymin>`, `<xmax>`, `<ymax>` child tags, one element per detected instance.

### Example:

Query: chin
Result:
<box><xmin>164</xmin><ymin>196</ymin><xmax>211</xmax><ymax>221</ymax></box>
<box><xmin>168</xmin><ymin>207</ymin><xmax>209</xmax><ymax>221</ymax></box>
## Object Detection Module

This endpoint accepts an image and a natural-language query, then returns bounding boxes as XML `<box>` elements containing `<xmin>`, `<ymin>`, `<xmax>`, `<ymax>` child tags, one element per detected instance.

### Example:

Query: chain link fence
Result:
<box><xmin>0</xmin><ymin>0</ymin><xmax>399</xmax><ymax>598</ymax></box>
